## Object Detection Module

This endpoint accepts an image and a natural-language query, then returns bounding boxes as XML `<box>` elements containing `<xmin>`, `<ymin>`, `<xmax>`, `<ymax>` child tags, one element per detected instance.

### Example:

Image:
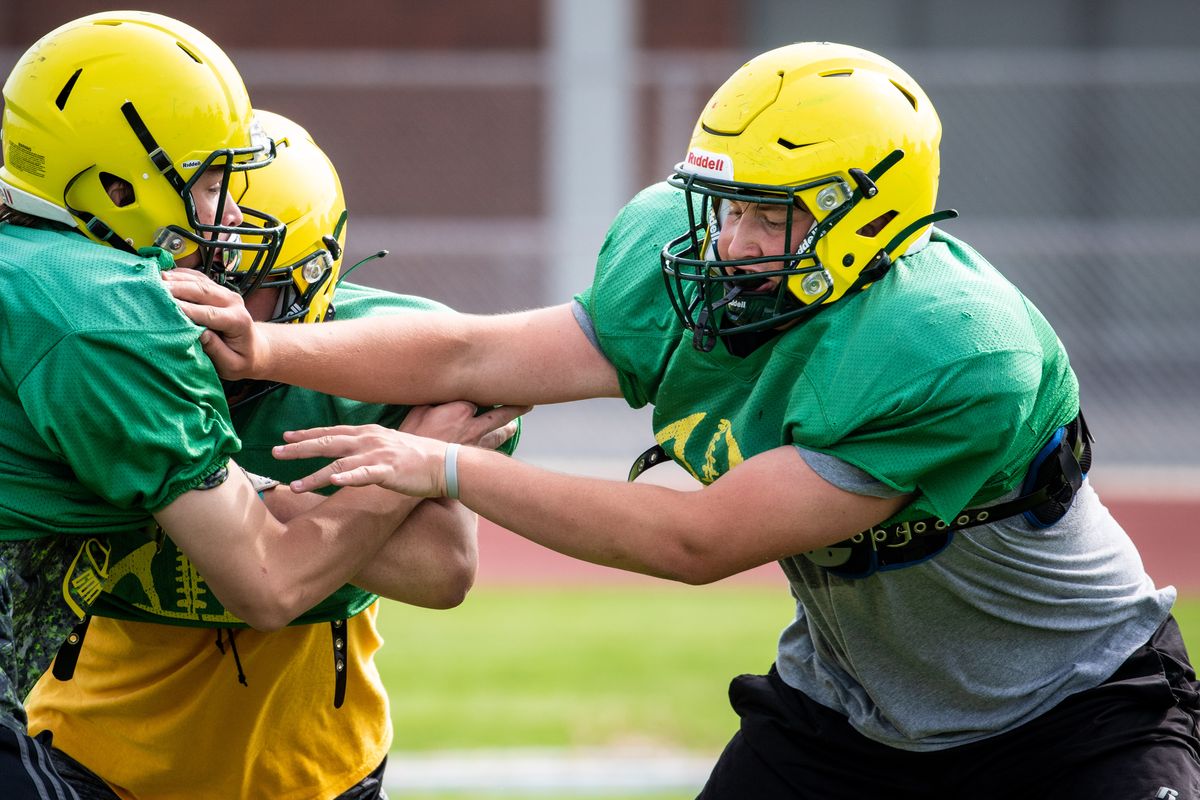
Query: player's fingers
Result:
<box><xmin>329</xmin><ymin>464</ymin><xmax>393</xmax><ymax>489</ymax></box>
<box><xmin>461</xmin><ymin>405</ymin><xmax>528</xmax><ymax>443</ymax></box>
<box><xmin>273</xmin><ymin>433</ymin><xmax>361</xmax><ymax>461</ymax></box>
<box><xmin>162</xmin><ymin>267</ymin><xmax>209</xmax><ymax>281</ymax></box>
<box><xmin>288</xmin><ymin>465</ymin><xmax>337</xmax><ymax>492</ymax></box>
<box><xmin>476</xmin><ymin>420</ymin><xmax>520</xmax><ymax>450</ymax></box>
<box><xmin>196</xmin><ymin>326</ymin><xmax>238</xmax><ymax>360</ymax></box>
<box><xmin>163</xmin><ymin>273</ymin><xmax>240</xmax><ymax>305</ymax></box>
<box><xmin>289</xmin><ymin>453</ymin><xmax>383</xmax><ymax>491</ymax></box>
<box><xmin>475</xmin><ymin>404</ymin><xmax>530</xmax><ymax>429</ymax></box>
<box><xmin>280</xmin><ymin>424</ymin><xmax>382</xmax><ymax>444</ymax></box>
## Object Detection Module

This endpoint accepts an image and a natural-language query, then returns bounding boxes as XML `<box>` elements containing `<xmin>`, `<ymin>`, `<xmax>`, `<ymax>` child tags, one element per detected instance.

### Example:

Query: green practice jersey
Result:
<box><xmin>0</xmin><ymin>225</ymin><xmax>238</xmax><ymax>538</ymax></box>
<box><xmin>89</xmin><ymin>283</ymin><xmax>520</xmax><ymax>627</ymax></box>
<box><xmin>574</xmin><ymin>185</ymin><xmax>1174</xmax><ymax>752</ymax></box>
<box><xmin>577</xmin><ymin>182</ymin><xmax>1078</xmax><ymax>525</ymax></box>
<box><xmin>0</xmin><ymin>223</ymin><xmax>238</xmax><ymax>724</ymax></box>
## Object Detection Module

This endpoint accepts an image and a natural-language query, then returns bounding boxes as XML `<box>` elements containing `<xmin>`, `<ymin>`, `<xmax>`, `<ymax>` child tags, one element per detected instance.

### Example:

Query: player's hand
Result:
<box><xmin>273</xmin><ymin>424</ymin><xmax>449</xmax><ymax>496</ymax></box>
<box><xmin>399</xmin><ymin>401</ymin><xmax>528</xmax><ymax>451</ymax></box>
<box><xmin>162</xmin><ymin>268</ymin><xmax>266</xmax><ymax>380</ymax></box>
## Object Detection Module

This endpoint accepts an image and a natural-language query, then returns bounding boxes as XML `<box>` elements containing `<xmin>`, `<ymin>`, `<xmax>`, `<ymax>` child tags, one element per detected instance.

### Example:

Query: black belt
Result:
<box><xmin>857</xmin><ymin>410</ymin><xmax>1091</xmax><ymax>550</ymax></box>
<box><xmin>628</xmin><ymin>410</ymin><xmax>1093</xmax><ymax>578</ymax></box>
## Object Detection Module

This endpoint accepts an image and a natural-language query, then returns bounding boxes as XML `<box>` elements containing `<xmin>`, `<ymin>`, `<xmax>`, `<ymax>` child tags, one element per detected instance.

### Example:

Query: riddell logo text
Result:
<box><xmin>686</xmin><ymin>152</ymin><xmax>725</xmax><ymax>172</ymax></box>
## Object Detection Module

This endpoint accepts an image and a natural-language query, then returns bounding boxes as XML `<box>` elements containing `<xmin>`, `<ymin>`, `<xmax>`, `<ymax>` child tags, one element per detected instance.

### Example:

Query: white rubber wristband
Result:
<box><xmin>444</xmin><ymin>443</ymin><xmax>461</xmax><ymax>500</ymax></box>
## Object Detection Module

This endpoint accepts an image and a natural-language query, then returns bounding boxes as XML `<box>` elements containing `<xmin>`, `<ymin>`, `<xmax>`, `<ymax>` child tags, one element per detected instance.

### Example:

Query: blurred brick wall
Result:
<box><xmin>0</xmin><ymin>0</ymin><xmax>740</xmax><ymax>311</ymax></box>
<box><xmin>0</xmin><ymin>1</ymin><xmax>545</xmax><ymax>48</ymax></box>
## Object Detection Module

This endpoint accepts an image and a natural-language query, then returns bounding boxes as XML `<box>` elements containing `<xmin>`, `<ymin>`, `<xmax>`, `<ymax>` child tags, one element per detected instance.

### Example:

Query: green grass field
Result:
<box><xmin>376</xmin><ymin>587</ymin><xmax>1200</xmax><ymax>798</ymax></box>
<box><xmin>377</xmin><ymin>584</ymin><xmax>791</xmax><ymax>752</ymax></box>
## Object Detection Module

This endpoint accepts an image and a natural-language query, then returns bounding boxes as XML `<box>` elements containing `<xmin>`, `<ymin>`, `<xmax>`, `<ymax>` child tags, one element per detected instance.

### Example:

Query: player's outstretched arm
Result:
<box><xmin>154</xmin><ymin>403</ymin><xmax>524</xmax><ymax>629</ymax></box>
<box><xmin>164</xmin><ymin>268</ymin><xmax>621</xmax><ymax>406</ymax></box>
<box><xmin>154</xmin><ymin>466</ymin><xmax>417</xmax><ymax>631</ymax></box>
<box><xmin>346</xmin><ymin>400</ymin><xmax>523</xmax><ymax>605</ymax></box>
<box><xmin>272</xmin><ymin>427</ymin><xmax>912</xmax><ymax>585</ymax></box>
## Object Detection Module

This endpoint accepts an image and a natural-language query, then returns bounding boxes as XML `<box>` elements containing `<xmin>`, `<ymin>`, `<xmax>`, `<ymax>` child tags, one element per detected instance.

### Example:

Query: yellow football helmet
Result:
<box><xmin>232</xmin><ymin>110</ymin><xmax>347</xmax><ymax>325</ymax></box>
<box><xmin>0</xmin><ymin>11</ymin><xmax>283</xmax><ymax>282</ymax></box>
<box><xmin>661</xmin><ymin>42</ymin><xmax>955</xmax><ymax>351</ymax></box>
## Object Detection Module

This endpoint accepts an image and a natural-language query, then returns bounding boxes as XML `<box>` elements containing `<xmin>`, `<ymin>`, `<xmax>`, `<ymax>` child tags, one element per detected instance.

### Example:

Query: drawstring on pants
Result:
<box><xmin>214</xmin><ymin>628</ymin><xmax>248</xmax><ymax>687</ymax></box>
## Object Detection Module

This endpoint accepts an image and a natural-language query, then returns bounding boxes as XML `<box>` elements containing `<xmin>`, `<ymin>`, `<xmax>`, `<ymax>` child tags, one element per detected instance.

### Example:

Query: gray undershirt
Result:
<box><xmin>782</xmin><ymin>449</ymin><xmax>1173</xmax><ymax>750</ymax></box>
<box><xmin>574</xmin><ymin>299</ymin><xmax>1173</xmax><ymax>750</ymax></box>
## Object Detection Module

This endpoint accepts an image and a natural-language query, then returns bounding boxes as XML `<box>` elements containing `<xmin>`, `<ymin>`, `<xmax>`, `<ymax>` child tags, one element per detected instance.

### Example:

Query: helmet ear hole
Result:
<box><xmin>857</xmin><ymin>210</ymin><xmax>897</xmax><ymax>238</ymax></box>
<box><xmin>99</xmin><ymin>172</ymin><xmax>135</xmax><ymax>207</ymax></box>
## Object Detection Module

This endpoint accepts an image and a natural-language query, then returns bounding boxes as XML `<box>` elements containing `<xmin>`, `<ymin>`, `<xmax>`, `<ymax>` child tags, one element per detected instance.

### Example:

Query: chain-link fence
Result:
<box><xmin>333</xmin><ymin>47</ymin><xmax>1200</xmax><ymax>469</ymax></box>
<box><xmin>925</xmin><ymin>50</ymin><xmax>1200</xmax><ymax>468</ymax></box>
<box><xmin>3</xmin><ymin>39</ymin><xmax>1195</xmax><ymax>469</ymax></box>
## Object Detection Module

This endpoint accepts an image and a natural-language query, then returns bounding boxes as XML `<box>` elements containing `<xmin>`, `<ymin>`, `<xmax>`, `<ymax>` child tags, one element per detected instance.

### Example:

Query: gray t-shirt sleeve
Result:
<box><xmin>797</xmin><ymin>447</ymin><xmax>907</xmax><ymax>499</ymax></box>
<box><xmin>571</xmin><ymin>298</ymin><xmax>606</xmax><ymax>356</ymax></box>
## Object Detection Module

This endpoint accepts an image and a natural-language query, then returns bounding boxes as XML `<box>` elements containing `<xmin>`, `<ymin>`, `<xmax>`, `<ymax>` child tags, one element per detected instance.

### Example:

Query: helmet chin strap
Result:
<box><xmin>693</xmin><ymin>282</ymin><xmax>745</xmax><ymax>352</ymax></box>
<box><xmin>61</xmin><ymin>169</ymin><xmax>138</xmax><ymax>254</ymax></box>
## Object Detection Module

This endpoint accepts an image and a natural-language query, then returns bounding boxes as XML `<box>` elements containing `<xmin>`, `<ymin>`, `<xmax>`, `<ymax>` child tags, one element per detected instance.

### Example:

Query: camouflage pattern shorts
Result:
<box><xmin>0</xmin><ymin>537</ymin><xmax>86</xmax><ymax>731</ymax></box>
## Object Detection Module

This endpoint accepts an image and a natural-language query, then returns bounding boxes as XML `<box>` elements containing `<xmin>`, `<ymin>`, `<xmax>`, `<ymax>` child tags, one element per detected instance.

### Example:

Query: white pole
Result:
<box><xmin>544</xmin><ymin>0</ymin><xmax>635</xmax><ymax>305</ymax></box>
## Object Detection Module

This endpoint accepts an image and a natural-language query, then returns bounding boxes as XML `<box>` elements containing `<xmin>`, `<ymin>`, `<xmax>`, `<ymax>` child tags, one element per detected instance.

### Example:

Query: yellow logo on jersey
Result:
<box><xmin>101</xmin><ymin>541</ymin><xmax>241</xmax><ymax>624</ymax></box>
<box><xmin>62</xmin><ymin>537</ymin><xmax>111</xmax><ymax>619</ymax></box>
<box><xmin>655</xmin><ymin>412</ymin><xmax>745</xmax><ymax>484</ymax></box>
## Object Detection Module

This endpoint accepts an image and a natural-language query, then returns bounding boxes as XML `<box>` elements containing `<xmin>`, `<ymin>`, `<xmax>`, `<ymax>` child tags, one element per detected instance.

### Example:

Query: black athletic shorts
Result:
<box><xmin>0</xmin><ymin>728</ymin><xmax>80</xmax><ymax>800</ymax></box>
<box><xmin>45</xmin><ymin>745</ymin><xmax>391</xmax><ymax>800</ymax></box>
<box><xmin>699</xmin><ymin>615</ymin><xmax>1200</xmax><ymax>800</ymax></box>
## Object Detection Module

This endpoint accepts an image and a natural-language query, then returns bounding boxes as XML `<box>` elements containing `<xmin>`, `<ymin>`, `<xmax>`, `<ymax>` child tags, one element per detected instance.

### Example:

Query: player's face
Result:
<box><xmin>243</xmin><ymin>286</ymin><xmax>281</xmax><ymax>322</ymax></box>
<box><xmin>174</xmin><ymin>168</ymin><xmax>245</xmax><ymax>269</ymax></box>
<box><xmin>714</xmin><ymin>198</ymin><xmax>814</xmax><ymax>287</ymax></box>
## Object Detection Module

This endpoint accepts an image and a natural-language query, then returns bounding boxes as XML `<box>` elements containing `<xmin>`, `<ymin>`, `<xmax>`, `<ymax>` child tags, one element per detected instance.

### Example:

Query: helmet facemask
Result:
<box><xmin>663</xmin><ymin>167</ymin><xmax>882</xmax><ymax>353</ymax></box>
<box><xmin>250</xmin><ymin>222</ymin><xmax>345</xmax><ymax>325</ymax></box>
<box><xmin>659</xmin><ymin>42</ymin><xmax>955</xmax><ymax>354</ymax></box>
<box><xmin>140</xmin><ymin>111</ymin><xmax>285</xmax><ymax>293</ymax></box>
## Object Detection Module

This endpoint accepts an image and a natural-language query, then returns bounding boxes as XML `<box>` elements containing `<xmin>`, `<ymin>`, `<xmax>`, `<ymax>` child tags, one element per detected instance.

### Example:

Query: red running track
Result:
<box><xmin>475</xmin><ymin>495</ymin><xmax>1200</xmax><ymax>592</ymax></box>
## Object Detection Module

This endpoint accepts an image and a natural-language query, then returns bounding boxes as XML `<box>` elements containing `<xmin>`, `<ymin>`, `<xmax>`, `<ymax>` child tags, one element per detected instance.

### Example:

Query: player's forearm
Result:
<box><xmin>257</xmin><ymin>313</ymin><xmax>474</xmax><ymax>404</ymax></box>
<box><xmin>352</xmin><ymin>498</ymin><xmax>478</xmax><ymax>608</ymax></box>
<box><xmin>225</xmin><ymin>485</ymin><xmax>426</xmax><ymax>630</ymax></box>
<box><xmin>266</xmin><ymin>485</ymin><xmax>427</xmax><ymax>618</ymax></box>
<box><xmin>446</xmin><ymin>448</ymin><xmax>738</xmax><ymax>584</ymax></box>
<box><xmin>257</xmin><ymin>304</ymin><xmax>622</xmax><ymax>406</ymax></box>
<box><xmin>444</xmin><ymin>446</ymin><xmax>908</xmax><ymax>586</ymax></box>
<box><xmin>159</xmin><ymin>474</ymin><xmax>424</xmax><ymax>630</ymax></box>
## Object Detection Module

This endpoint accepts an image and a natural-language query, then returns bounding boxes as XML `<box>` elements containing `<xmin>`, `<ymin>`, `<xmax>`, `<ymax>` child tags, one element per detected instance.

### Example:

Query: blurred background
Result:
<box><xmin>3</xmin><ymin>1</ymin><xmax>1198</xmax><ymax>796</ymax></box>
<box><xmin>3</xmin><ymin>0</ymin><xmax>1198</xmax><ymax>469</ymax></box>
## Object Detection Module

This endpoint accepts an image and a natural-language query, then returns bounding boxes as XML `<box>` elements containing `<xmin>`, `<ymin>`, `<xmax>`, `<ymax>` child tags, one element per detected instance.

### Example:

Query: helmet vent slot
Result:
<box><xmin>819</xmin><ymin>69</ymin><xmax>853</xmax><ymax>78</ymax></box>
<box><xmin>55</xmin><ymin>69</ymin><xmax>82</xmax><ymax>111</ymax></box>
<box><xmin>176</xmin><ymin>42</ymin><xmax>202</xmax><ymax>64</ymax></box>
<box><xmin>889</xmin><ymin>80</ymin><xmax>919</xmax><ymax>111</ymax></box>
<box><xmin>777</xmin><ymin>138</ymin><xmax>817</xmax><ymax>150</ymax></box>
<box><xmin>857</xmin><ymin>210</ymin><xmax>898</xmax><ymax>238</ymax></box>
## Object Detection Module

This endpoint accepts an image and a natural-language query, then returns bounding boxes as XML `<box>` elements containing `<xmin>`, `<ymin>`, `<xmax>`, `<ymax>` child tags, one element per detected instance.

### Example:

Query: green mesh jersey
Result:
<box><xmin>0</xmin><ymin>223</ymin><xmax>239</xmax><ymax>725</ymax></box>
<box><xmin>88</xmin><ymin>283</ymin><xmax>522</xmax><ymax>628</ymax></box>
<box><xmin>576</xmin><ymin>184</ymin><xmax>1173</xmax><ymax>752</ymax></box>
<box><xmin>577</xmin><ymin>183</ymin><xmax>1078</xmax><ymax>524</ymax></box>
<box><xmin>0</xmin><ymin>224</ymin><xmax>238</xmax><ymax>537</ymax></box>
